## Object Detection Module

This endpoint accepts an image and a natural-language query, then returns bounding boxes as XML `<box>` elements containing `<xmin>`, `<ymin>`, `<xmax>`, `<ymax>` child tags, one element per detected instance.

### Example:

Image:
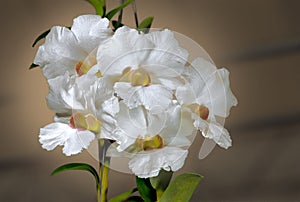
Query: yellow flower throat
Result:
<box><xmin>69</xmin><ymin>112</ymin><xmax>101</xmax><ymax>134</ymax></box>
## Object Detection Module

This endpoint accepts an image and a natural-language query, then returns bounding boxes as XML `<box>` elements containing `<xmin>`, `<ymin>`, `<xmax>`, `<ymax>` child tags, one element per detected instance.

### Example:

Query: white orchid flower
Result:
<box><xmin>176</xmin><ymin>58</ymin><xmax>238</xmax><ymax>149</ymax></box>
<box><xmin>40</xmin><ymin>73</ymin><xmax>119</xmax><ymax>156</ymax></box>
<box><xmin>34</xmin><ymin>15</ymin><xmax>113</xmax><ymax>80</ymax></box>
<box><xmin>107</xmin><ymin>102</ymin><xmax>195</xmax><ymax>178</ymax></box>
<box><xmin>96</xmin><ymin>26</ymin><xmax>188</xmax><ymax>110</ymax></box>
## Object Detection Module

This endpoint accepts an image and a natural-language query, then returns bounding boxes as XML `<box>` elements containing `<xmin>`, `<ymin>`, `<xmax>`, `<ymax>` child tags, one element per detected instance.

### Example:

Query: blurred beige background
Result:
<box><xmin>0</xmin><ymin>0</ymin><xmax>299</xmax><ymax>201</ymax></box>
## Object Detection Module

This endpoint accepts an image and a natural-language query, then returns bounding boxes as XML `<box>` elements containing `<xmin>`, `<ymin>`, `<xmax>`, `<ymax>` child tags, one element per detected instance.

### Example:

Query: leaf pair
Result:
<box><xmin>87</xmin><ymin>0</ymin><xmax>134</xmax><ymax>20</ymax></box>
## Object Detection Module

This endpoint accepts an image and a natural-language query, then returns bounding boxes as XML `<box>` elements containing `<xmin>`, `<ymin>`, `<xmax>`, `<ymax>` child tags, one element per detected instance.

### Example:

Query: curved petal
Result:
<box><xmin>95</xmin><ymin>77</ymin><xmax>115</xmax><ymax>108</ymax></box>
<box><xmin>34</xmin><ymin>15</ymin><xmax>112</xmax><ymax>80</ymax></box>
<box><xmin>147</xmin><ymin>106</ymin><xmax>168</xmax><ymax>136</ymax></box>
<box><xmin>197</xmin><ymin>68</ymin><xmax>238</xmax><ymax>117</ymax></box>
<box><xmin>114</xmin><ymin>83</ymin><xmax>142</xmax><ymax>109</ymax></box>
<box><xmin>71</xmin><ymin>15</ymin><xmax>113</xmax><ymax>53</ymax></box>
<box><xmin>113</xmin><ymin>128</ymin><xmax>136</xmax><ymax>152</ymax></box>
<box><xmin>114</xmin><ymin>82</ymin><xmax>173</xmax><ymax>110</ymax></box>
<box><xmin>34</xmin><ymin>26</ymin><xmax>85</xmax><ymax>79</ymax></box>
<box><xmin>201</xmin><ymin>121</ymin><xmax>232</xmax><ymax>149</ymax></box>
<box><xmin>129</xmin><ymin>147</ymin><xmax>188</xmax><ymax>178</ymax></box>
<box><xmin>164</xmin><ymin>106</ymin><xmax>196</xmax><ymax>145</ymax></box>
<box><xmin>97</xmin><ymin>26</ymin><xmax>154</xmax><ymax>75</ymax></box>
<box><xmin>103</xmin><ymin>96</ymin><xmax>119</xmax><ymax>115</ymax></box>
<box><xmin>155</xmin><ymin>76</ymin><xmax>183</xmax><ymax>90</ymax></box>
<box><xmin>115</xmin><ymin>102</ymin><xmax>147</xmax><ymax>140</ymax></box>
<box><xmin>46</xmin><ymin>73</ymin><xmax>96</xmax><ymax>114</ymax></box>
<box><xmin>160</xmin><ymin>105</ymin><xmax>181</xmax><ymax>137</ymax></box>
<box><xmin>39</xmin><ymin>123</ymin><xmax>69</xmax><ymax>151</ymax></box>
<box><xmin>41</xmin><ymin>59</ymin><xmax>77</xmax><ymax>81</ymax></box>
<box><xmin>46</xmin><ymin>75</ymin><xmax>73</xmax><ymax>114</ymax></box>
<box><xmin>145</xmin><ymin>29</ymin><xmax>188</xmax><ymax>69</ymax></box>
<box><xmin>181</xmin><ymin>58</ymin><xmax>214</xmax><ymax>99</ymax></box>
<box><xmin>62</xmin><ymin>130</ymin><xmax>95</xmax><ymax>156</ymax></box>
<box><xmin>39</xmin><ymin>122</ymin><xmax>95</xmax><ymax>156</ymax></box>
<box><xmin>175</xmin><ymin>84</ymin><xmax>197</xmax><ymax>105</ymax></box>
<box><xmin>138</xmin><ymin>84</ymin><xmax>173</xmax><ymax>110</ymax></box>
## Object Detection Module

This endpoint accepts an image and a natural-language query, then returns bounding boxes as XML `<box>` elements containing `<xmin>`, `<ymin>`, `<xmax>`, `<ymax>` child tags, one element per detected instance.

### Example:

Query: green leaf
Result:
<box><xmin>32</xmin><ymin>29</ymin><xmax>50</xmax><ymax>47</ymax></box>
<box><xmin>137</xmin><ymin>17</ymin><xmax>154</xmax><ymax>33</ymax></box>
<box><xmin>150</xmin><ymin>170</ymin><xmax>173</xmax><ymax>192</ymax></box>
<box><xmin>160</xmin><ymin>173</ymin><xmax>203</xmax><ymax>202</ymax></box>
<box><xmin>29</xmin><ymin>63</ymin><xmax>39</xmax><ymax>70</ymax></box>
<box><xmin>51</xmin><ymin>163</ymin><xmax>99</xmax><ymax>188</ymax></box>
<box><xmin>85</xmin><ymin>0</ymin><xmax>106</xmax><ymax>16</ymax></box>
<box><xmin>109</xmin><ymin>188</ymin><xmax>138</xmax><ymax>202</ymax></box>
<box><xmin>136</xmin><ymin>177</ymin><xmax>156</xmax><ymax>202</ymax></box>
<box><xmin>105</xmin><ymin>0</ymin><xmax>133</xmax><ymax>20</ymax></box>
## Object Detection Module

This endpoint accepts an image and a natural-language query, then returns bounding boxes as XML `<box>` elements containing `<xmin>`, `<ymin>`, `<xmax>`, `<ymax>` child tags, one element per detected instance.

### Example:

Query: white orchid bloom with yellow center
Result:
<box><xmin>40</xmin><ymin>73</ymin><xmax>119</xmax><ymax>156</ymax></box>
<box><xmin>34</xmin><ymin>15</ymin><xmax>113</xmax><ymax>80</ymax></box>
<box><xmin>176</xmin><ymin>58</ymin><xmax>238</xmax><ymax>149</ymax></box>
<box><xmin>107</xmin><ymin>102</ymin><xmax>195</xmax><ymax>178</ymax></box>
<box><xmin>96</xmin><ymin>26</ymin><xmax>188</xmax><ymax>110</ymax></box>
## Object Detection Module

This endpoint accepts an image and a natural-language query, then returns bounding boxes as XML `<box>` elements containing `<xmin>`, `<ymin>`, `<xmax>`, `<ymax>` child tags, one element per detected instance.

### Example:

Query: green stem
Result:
<box><xmin>156</xmin><ymin>189</ymin><xmax>164</xmax><ymax>202</ymax></box>
<box><xmin>97</xmin><ymin>139</ymin><xmax>111</xmax><ymax>202</ymax></box>
<box><xmin>132</xmin><ymin>0</ymin><xmax>139</xmax><ymax>28</ymax></box>
<box><xmin>118</xmin><ymin>0</ymin><xmax>125</xmax><ymax>24</ymax></box>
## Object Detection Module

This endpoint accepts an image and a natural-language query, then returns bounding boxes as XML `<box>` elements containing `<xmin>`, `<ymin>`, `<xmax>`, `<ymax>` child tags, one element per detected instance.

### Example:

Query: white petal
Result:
<box><xmin>113</xmin><ymin>128</ymin><xmax>136</xmax><ymax>152</ymax></box>
<box><xmin>34</xmin><ymin>26</ymin><xmax>86</xmax><ymax>79</ymax></box>
<box><xmin>129</xmin><ymin>147</ymin><xmax>188</xmax><ymax>178</ymax></box>
<box><xmin>95</xmin><ymin>77</ymin><xmax>115</xmax><ymax>107</ymax></box>
<box><xmin>102</xmin><ymin>96</ymin><xmax>120</xmax><ymax>116</ymax></box>
<box><xmin>98</xmin><ymin>113</ymin><xmax>117</xmax><ymax>140</ymax></box>
<box><xmin>71</xmin><ymin>15</ymin><xmax>112</xmax><ymax>53</ymax></box>
<box><xmin>39</xmin><ymin>123</ymin><xmax>70</xmax><ymax>151</ymax></box>
<box><xmin>39</xmin><ymin>122</ymin><xmax>95</xmax><ymax>156</ymax></box>
<box><xmin>192</xmin><ymin>114</ymin><xmax>208</xmax><ymax>131</ymax></box>
<box><xmin>143</xmin><ymin>58</ymin><xmax>184</xmax><ymax>78</ymax></box>
<box><xmin>161</xmin><ymin>105</ymin><xmax>195</xmax><ymax>146</ymax></box>
<box><xmin>46</xmin><ymin>73</ymin><xmax>87</xmax><ymax>113</ymax></box>
<box><xmin>62</xmin><ymin>130</ymin><xmax>95</xmax><ymax>156</ymax></box>
<box><xmin>163</xmin><ymin>106</ymin><xmax>196</xmax><ymax>147</ymax></box>
<box><xmin>197</xmin><ymin>68</ymin><xmax>237</xmax><ymax>117</ymax></box>
<box><xmin>41</xmin><ymin>59</ymin><xmax>77</xmax><ymax>80</ymax></box>
<box><xmin>175</xmin><ymin>84</ymin><xmax>197</xmax><ymax>105</ymax></box>
<box><xmin>178</xmin><ymin>107</ymin><xmax>197</xmax><ymax>137</ymax></box>
<box><xmin>189</xmin><ymin>58</ymin><xmax>217</xmax><ymax>81</ymax></box>
<box><xmin>97</xmin><ymin>26</ymin><xmax>154</xmax><ymax>75</ymax></box>
<box><xmin>114</xmin><ymin>82</ymin><xmax>173</xmax><ymax>110</ymax></box>
<box><xmin>202</xmin><ymin>121</ymin><xmax>232</xmax><ymax>149</ymax></box>
<box><xmin>115</xmin><ymin>102</ymin><xmax>147</xmax><ymax>141</ymax></box>
<box><xmin>114</xmin><ymin>83</ymin><xmax>142</xmax><ymax>109</ymax></box>
<box><xmin>145</xmin><ymin>29</ymin><xmax>189</xmax><ymax>68</ymax></box>
<box><xmin>155</xmin><ymin>76</ymin><xmax>183</xmax><ymax>90</ymax></box>
<box><xmin>138</xmin><ymin>85</ymin><xmax>173</xmax><ymax>110</ymax></box>
<box><xmin>160</xmin><ymin>105</ymin><xmax>181</xmax><ymax>138</ymax></box>
<box><xmin>214</xmin><ymin>68</ymin><xmax>238</xmax><ymax>116</ymax></box>
<box><xmin>100</xmin><ymin>122</ymin><xmax>115</xmax><ymax>140</ymax></box>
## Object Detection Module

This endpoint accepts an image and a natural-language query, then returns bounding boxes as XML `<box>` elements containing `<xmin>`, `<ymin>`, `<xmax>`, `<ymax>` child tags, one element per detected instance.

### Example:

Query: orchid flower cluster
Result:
<box><xmin>31</xmin><ymin>1</ymin><xmax>237</xmax><ymax>201</ymax></box>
